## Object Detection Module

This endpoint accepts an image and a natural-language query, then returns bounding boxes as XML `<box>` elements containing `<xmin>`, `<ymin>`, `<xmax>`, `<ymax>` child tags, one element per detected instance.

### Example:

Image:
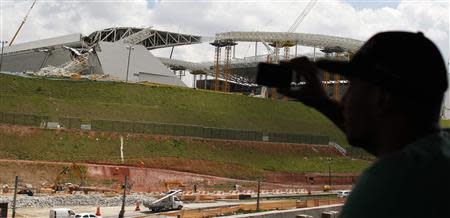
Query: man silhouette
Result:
<box><xmin>279</xmin><ymin>31</ymin><xmax>450</xmax><ymax>217</ymax></box>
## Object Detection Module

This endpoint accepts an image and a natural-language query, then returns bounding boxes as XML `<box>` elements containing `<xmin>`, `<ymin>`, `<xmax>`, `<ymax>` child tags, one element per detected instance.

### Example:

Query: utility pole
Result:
<box><xmin>0</xmin><ymin>40</ymin><xmax>7</xmax><ymax>72</ymax></box>
<box><xmin>254</xmin><ymin>41</ymin><xmax>258</xmax><ymax>60</ymax></box>
<box><xmin>12</xmin><ymin>176</ymin><xmax>19</xmax><ymax>218</ymax></box>
<box><xmin>256</xmin><ymin>179</ymin><xmax>261</xmax><ymax>211</ymax></box>
<box><xmin>125</xmin><ymin>45</ymin><xmax>134</xmax><ymax>83</ymax></box>
<box><xmin>328</xmin><ymin>157</ymin><xmax>332</xmax><ymax>187</ymax></box>
<box><xmin>118</xmin><ymin>175</ymin><xmax>128</xmax><ymax>218</ymax></box>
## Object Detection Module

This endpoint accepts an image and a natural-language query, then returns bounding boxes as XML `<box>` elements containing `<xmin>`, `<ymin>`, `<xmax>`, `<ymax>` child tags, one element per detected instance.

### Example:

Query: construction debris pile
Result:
<box><xmin>0</xmin><ymin>194</ymin><xmax>155</xmax><ymax>208</ymax></box>
<box><xmin>36</xmin><ymin>52</ymin><xmax>91</xmax><ymax>78</ymax></box>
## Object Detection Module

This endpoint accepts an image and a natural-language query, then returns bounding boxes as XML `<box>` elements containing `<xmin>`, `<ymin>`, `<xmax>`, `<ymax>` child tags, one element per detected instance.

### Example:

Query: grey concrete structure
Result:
<box><xmin>1</xmin><ymin>47</ymin><xmax>73</xmax><ymax>73</ymax></box>
<box><xmin>96</xmin><ymin>41</ymin><xmax>185</xmax><ymax>86</ymax></box>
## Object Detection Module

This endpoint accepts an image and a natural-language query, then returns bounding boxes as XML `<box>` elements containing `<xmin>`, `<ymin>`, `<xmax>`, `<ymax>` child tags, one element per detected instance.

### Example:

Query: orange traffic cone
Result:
<box><xmin>95</xmin><ymin>206</ymin><xmax>101</xmax><ymax>216</ymax></box>
<box><xmin>135</xmin><ymin>201</ymin><xmax>141</xmax><ymax>211</ymax></box>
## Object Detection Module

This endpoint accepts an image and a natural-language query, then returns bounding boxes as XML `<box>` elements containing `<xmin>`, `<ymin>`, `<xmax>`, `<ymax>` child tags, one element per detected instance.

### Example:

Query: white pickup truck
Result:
<box><xmin>144</xmin><ymin>190</ymin><xmax>184</xmax><ymax>212</ymax></box>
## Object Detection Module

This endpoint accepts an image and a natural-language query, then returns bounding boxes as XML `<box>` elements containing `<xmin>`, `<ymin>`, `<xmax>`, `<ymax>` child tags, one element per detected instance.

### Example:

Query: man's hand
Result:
<box><xmin>277</xmin><ymin>57</ymin><xmax>328</xmax><ymax>106</ymax></box>
<box><xmin>278</xmin><ymin>57</ymin><xmax>345</xmax><ymax>131</ymax></box>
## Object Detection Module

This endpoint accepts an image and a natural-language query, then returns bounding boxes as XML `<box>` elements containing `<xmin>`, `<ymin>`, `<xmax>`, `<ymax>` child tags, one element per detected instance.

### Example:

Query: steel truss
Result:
<box><xmin>215</xmin><ymin>31</ymin><xmax>363</xmax><ymax>53</ymax></box>
<box><xmin>85</xmin><ymin>27</ymin><xmax>202</xmax><ymax>49</ymax></box>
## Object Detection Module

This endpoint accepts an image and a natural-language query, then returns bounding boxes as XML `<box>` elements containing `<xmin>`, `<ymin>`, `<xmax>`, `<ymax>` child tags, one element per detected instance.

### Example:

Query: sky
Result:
<box><xmin>1</xmin><ymin>0</ymin><xmax>448</xmax><ymax>60</ymax></box>
<box><xmin>0</xmin><ymin>0</ymin><xmax>449</xmax><ymax>88</ymax></box>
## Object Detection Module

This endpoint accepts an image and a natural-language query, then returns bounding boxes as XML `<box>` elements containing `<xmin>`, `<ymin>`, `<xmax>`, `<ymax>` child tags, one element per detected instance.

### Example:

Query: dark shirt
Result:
<box><xmin>340</xmin><ymin>130</ymin><xmax>450</xmax><ymax>218</ymax></box>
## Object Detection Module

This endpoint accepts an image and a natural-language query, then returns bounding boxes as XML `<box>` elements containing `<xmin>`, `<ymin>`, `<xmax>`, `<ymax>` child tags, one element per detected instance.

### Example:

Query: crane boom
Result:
<box><xmin>9</xmin><ymin>0</ymin><xmax>38</xmax><ymax>46</ymax></box>
<box><xmin>288</xmin><ymin>0</ymin><xmax>317</xmax><ymax>33</ymax></box>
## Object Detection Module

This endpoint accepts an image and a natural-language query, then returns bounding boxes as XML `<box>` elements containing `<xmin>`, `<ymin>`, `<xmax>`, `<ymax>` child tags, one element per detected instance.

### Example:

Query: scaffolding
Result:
<box><xmin>224</xmin><ymin>45</ymin><xmax>232</xmax><ymax>92</ymax></box>
<box><xmin>213</xmin><ymin>46</ymin><xmax>221</xmax><ymax>91</ymax></box>
<box><xmin>323</xmin><ymin>52</ymin><xmax>331</xmax><ymax>97</ymax></box>
<box><xmin>210</xmin><ymin>39</ymin><xmax>237</xmax><ymax>92</ymax></box>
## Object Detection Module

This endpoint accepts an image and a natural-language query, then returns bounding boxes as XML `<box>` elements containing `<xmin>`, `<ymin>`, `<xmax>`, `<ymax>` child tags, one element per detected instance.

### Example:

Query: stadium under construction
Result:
<box><xmin>0</xmin><ymin>26</ymin><xmax>364</xmax><ymax>100</ymax></box>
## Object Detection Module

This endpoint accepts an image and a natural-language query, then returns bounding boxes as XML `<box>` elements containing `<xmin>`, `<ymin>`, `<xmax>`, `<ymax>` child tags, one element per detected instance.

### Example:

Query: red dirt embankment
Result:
<box><xmin>0</xmin><ymin>159</ymin><xmax>357</xmax><ymax>192</ymax></box>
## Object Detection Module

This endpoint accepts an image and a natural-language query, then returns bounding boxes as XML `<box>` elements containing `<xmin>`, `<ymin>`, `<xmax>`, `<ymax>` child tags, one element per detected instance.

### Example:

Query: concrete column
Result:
<box><xmin>313</xmin><ymin>46</ymin><xmax>316</xmax><ymax>62</ymax></box>
<box><xmin>255</xmin><ymin>41</ymin><xmax>258</xmax><ymax>60</ymax></box>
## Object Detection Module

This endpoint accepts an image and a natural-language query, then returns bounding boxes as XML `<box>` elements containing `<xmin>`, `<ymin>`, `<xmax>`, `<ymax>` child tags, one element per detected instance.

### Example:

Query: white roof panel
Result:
<box><xmin>4</xmin><ymin>33</ymin><xmax>83</xmax><ymax>54</ymax></box>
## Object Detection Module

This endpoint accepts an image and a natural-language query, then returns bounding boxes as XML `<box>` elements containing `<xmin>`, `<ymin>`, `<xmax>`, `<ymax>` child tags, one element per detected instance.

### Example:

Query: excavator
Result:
<box><xmin>52</xmin><ymin>163</ymin><xmax>87</xmax><ymax>192</ymax></box>
<box><xmin>51</xmin><ymin>163</ymin><xmax>116</xmax><ymax>194</ymax></box>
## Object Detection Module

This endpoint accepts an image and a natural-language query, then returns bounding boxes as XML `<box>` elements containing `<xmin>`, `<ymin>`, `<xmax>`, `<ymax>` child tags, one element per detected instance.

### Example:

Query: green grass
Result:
<box><xmin>0</xmin><ymin>128</ymin><xmax>370</xmax><ymax>179</ymax></box>
<box><xmin>440</xmin><ymin>120</ymin><xmax>450</xmax><ymax>128</ymax></box>
<box><xmin>0</xmin><ymin>74</ymin><xmax>349</xmax><ymax>147</ymax></box>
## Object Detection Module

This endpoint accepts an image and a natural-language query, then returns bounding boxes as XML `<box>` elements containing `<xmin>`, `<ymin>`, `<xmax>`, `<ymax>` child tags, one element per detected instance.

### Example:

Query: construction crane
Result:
<box><xmin>9</xmin><ymin>0</ymin><xmax>38</xmax><ymax>46</ymax></box>
<box><xmin>288</xmin><ymin>0</ymin><xmax>318</xmax><ymax>33</ymax></box>
<box><xmin>259</xmin><ymin>0</ymin><xmax>317</xmax><ymax>99</ymax></box>
<box><xmin>280</xmin><ymin>0</ymin><xmax>318</xmax><ymax>58</ymax></box>
<box><xmin>263</xmin><ymin>0</ymin><xmax>318</xmax><ymax>63</ymax></box>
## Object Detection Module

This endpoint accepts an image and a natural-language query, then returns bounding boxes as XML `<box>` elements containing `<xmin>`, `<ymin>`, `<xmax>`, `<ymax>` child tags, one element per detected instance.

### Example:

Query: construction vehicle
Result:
<box><xmin>17</xmin><ymin>188</ymin><xmax>34</xmax><ymax>196</ymax></box>
<box><xmin>163</xmin><ymin>180</ymin><xmax>185</xmax><ymax>191</ymax></box>
<box><xmin>144</xmin><ymin>190</ymin><xmax>184</xmax><ymax>212</ymax></box>
<box><xmin>323</xmin><ymin>185</ymin><xmax>333</xmax><ymax>192</ymax></box>
<box><xmin>14</xmin><ymin>181</ymin><xmax>35</xmax><ymax>196</ymax></box>
<box><xmin>66</xmin><ymin>184</ymin><xmax>115</xmax><ymax>194</ymax></box>
<box><xmin>48</xmin><ymin>163</ymin><xmax>116</xmax><ymax>194</ymax></box>
<box><xmin>52</xmin><ymin>163</ymin><xmax>87</xmax><ymax>192</ymax></box>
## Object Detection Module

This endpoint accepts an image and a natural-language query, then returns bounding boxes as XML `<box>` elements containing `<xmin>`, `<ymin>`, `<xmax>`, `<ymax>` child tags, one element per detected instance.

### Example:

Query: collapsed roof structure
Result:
<box><xmin>1</xmin><ymin>27</ymin><xmax>203</xmax><ymax>87</ymax></box>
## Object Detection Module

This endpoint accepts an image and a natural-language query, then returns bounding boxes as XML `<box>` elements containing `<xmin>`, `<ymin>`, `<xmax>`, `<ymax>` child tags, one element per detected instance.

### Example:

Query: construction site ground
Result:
<box><xmin>9</xmin><ymin>196</ymin><xmax>346</xmax><ymax>218</ymax></box>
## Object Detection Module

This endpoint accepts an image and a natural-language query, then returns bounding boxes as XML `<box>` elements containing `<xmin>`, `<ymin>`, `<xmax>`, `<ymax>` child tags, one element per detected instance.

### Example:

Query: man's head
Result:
<box><xmin>316</xmin><ymin>31</ymin><xmax>448</xmax><ymax>154</ymax></box>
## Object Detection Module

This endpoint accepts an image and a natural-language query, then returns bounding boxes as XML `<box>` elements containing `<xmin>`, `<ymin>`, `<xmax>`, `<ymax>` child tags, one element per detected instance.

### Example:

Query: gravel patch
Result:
<box><xmin>0</xmin><ymin>194</ymin><xmax>155</xmax><ymax>208</ymax></box>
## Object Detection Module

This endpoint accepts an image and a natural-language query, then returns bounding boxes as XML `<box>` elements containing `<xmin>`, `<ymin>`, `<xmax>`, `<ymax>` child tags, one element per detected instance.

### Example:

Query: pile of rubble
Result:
<box><xmin>0</xmin><ymin>194</ymin><xmax>155</xmax><ymax>208</ymax></box>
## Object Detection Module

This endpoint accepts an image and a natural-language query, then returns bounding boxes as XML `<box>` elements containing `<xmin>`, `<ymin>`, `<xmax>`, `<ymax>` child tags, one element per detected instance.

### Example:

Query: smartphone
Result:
<box><xmin>256</xmin><ymin>63</ymin><xmax>294</xmax><ymax>88</ymax></box>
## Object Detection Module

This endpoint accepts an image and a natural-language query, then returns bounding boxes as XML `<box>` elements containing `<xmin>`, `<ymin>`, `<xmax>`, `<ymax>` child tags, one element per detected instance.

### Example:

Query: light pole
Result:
<box><xmin>0</xmin><ymin>40</ymin><xmax>8</xmax><ymax>72</ymax></box>
<box><xmin>118</xmin><ymin>175</ymin><xmax>128</xmax><ymax>218</ymax></box>
<box><xmin>256</xmin><ymin>178</ymin><xmax>261</xmax><ymax>211</ymax></box>
<box><xmin>12</xmin><ymin>176</ymin><xmax>19</xmax><ymax>218</ymax></box>
<box><xmin>327</xmin><ymin>157</ymin><xmax>332</xmax><ymax>187</ymax></box>
<box><xmin>125</xmin><ymin>45</ymin><xmax>134</xmax><ymax>83</ymax></box>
